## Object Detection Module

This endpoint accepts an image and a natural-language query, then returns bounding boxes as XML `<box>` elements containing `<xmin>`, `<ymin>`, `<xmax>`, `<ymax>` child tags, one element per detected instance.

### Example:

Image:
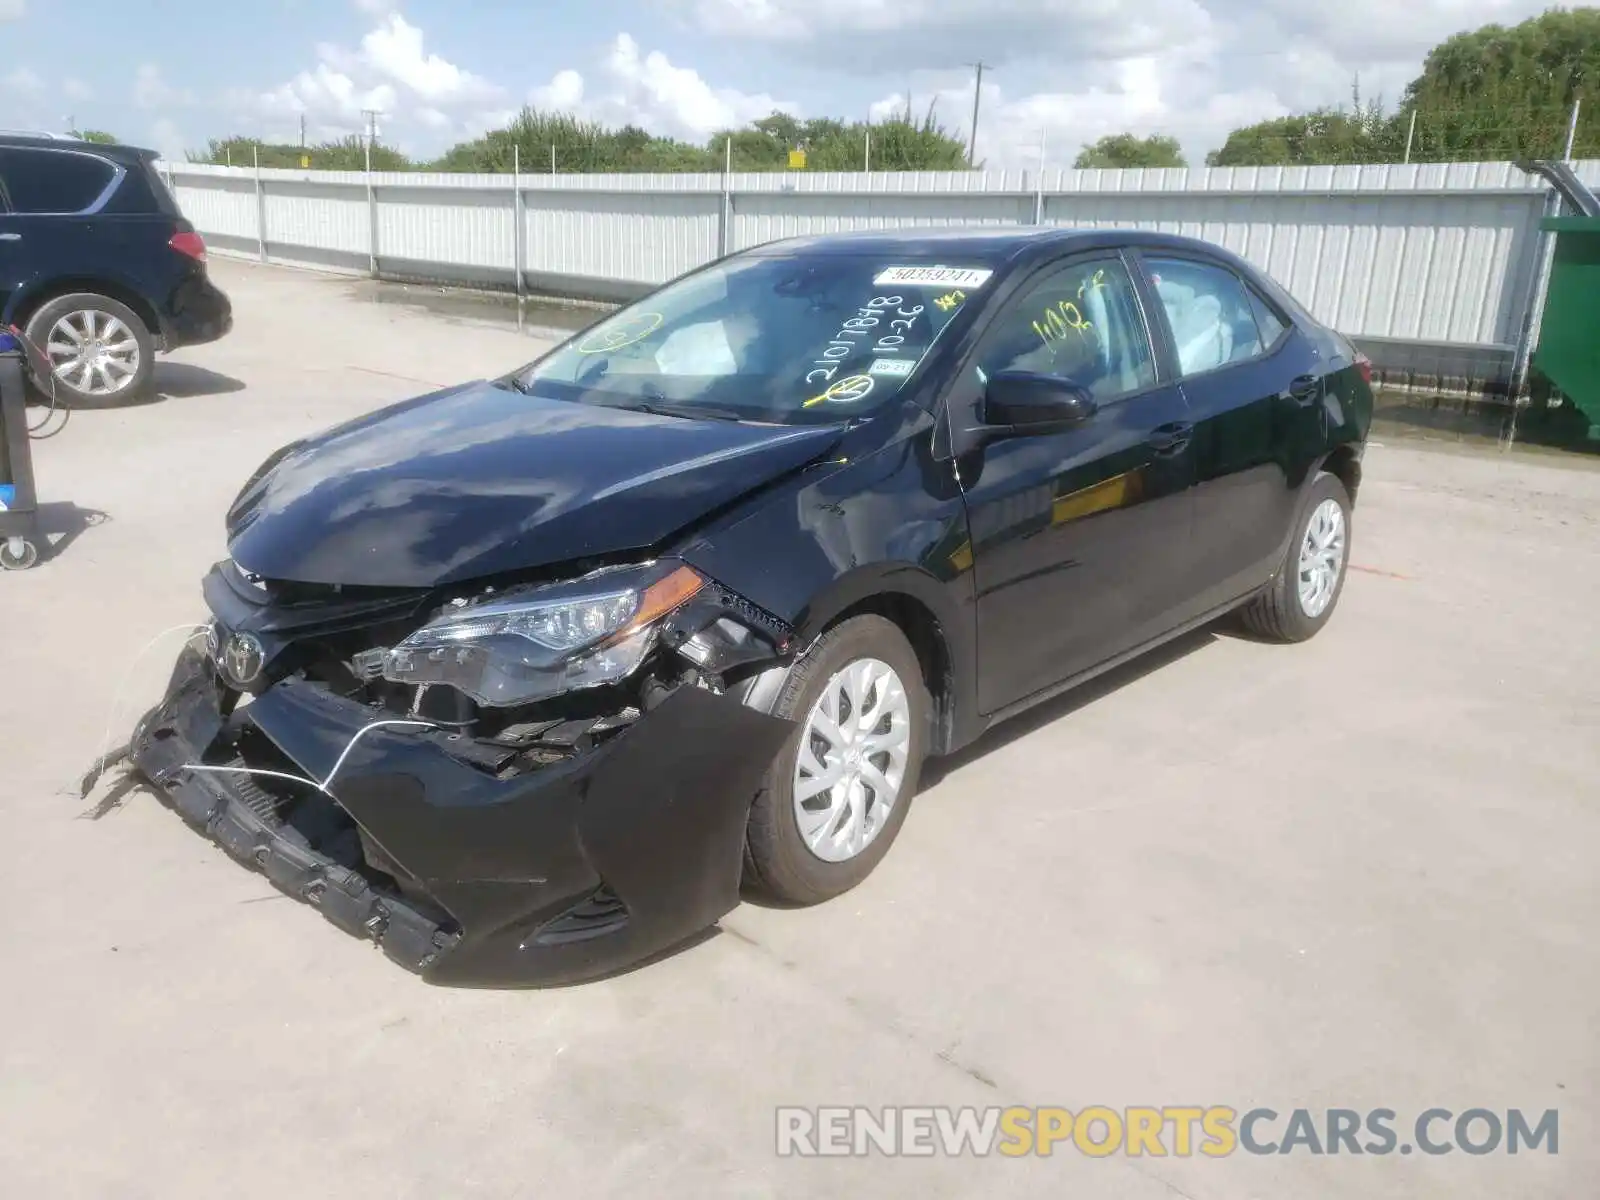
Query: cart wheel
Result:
<box><xmin>1</xmin><ymin>540</ymin><xmax>39</xmax><ymax>570</ymax></box>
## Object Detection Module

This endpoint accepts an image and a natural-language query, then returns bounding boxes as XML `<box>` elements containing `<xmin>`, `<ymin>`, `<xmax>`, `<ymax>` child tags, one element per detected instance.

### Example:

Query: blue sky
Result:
<box><xmin>0</xmin><ymin>0</ymin><xmax>1559</xmax><ymax>167</ymax></box>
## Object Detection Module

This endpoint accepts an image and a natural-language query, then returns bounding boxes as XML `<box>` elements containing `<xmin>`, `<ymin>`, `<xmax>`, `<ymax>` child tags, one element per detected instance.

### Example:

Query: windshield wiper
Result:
<box><xmin>605</xmin><ymin>397</ymin><xmax>748</xmax><ymax>423</ymax></box>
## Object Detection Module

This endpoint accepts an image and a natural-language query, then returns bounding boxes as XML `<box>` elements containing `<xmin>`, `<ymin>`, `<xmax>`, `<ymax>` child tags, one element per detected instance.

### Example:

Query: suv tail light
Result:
<box><xmin>169</xmin><ymin>231</ymin><xmax>207</xmax><ymax>262</ymax></box>
<box><xmin>1354</xmin><ymin>351</ymin><xmax>1373</xmax><ymax>385</ymax></box>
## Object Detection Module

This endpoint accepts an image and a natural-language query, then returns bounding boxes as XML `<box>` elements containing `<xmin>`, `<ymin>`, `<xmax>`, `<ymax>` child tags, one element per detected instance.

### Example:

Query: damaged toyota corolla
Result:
<box><xmin>120</xmin><ymin>228</ymin><xmax>1371</xmax><ymax>986</ymax></box>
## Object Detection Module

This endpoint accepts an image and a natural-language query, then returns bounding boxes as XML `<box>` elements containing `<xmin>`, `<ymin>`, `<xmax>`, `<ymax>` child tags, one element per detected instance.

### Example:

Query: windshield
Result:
<box><xmin>513</xmin><ymin>255</ymin><xmax>991</xmax><ymax>423</ymax></box>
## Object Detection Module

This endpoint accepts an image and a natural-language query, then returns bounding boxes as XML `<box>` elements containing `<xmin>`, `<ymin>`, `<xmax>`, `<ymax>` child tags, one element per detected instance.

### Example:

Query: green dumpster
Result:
<box><xmin>1533</xmin><ymin>215</ymin><xmax>1600</xmax><ymax>440</ymax></box>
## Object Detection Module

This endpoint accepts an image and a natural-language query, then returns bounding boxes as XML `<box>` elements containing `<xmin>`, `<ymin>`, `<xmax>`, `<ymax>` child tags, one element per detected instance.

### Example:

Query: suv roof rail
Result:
<box><xmin>0</xmin><ymin>129</ymin><xmax>85</xmax><ymax>140</ymax></box>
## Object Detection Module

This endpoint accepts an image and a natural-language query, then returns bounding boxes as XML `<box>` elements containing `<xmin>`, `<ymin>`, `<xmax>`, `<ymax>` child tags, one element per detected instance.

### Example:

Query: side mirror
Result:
<box><xmin>981</xmin><ymin>371</ymin><xmax>1098</xmax><ymax>436</ymax></box>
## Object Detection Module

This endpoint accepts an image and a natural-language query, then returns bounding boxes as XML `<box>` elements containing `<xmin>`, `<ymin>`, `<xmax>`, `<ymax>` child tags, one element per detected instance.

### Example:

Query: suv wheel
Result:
<box><xmin>743</xmin><ymin>615</ymin><xmax>930</xmax><ymax>906</ymax></box>
<box><xmin>24</xmin><ymin>293</ymin><xmax>155</xmax><ymax>408</ymax></box>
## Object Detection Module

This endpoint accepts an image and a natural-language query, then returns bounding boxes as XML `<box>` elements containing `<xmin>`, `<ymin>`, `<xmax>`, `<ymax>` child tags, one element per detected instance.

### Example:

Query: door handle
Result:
<box><xmin>1286</xmin><ymin>374</ymin><xmax>1321</xmax><ymax>405</ymax></box>
<box><xmin>0</xmin><ymin>233</ymin><xmax>21</xmax><ymax>242</ymax></box>
<box><xmin>1147</xmin><ymin>421</ymin><xmax>1193</xmax><ymax>455</ymax></box>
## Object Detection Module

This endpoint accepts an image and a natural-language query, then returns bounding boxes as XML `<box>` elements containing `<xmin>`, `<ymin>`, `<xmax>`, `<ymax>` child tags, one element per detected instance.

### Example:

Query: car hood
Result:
<box><xmin>225</xmin><ymin>380</ymin><xmax>844</xmax><ymax>588</ymax></box>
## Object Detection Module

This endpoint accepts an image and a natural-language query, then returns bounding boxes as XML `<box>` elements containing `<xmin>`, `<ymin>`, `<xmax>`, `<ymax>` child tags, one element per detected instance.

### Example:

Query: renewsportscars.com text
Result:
<box><xmin>776</xmin><ymin>1106</ymin><xmax>1559</xmax><ymax>1158</ymax></box>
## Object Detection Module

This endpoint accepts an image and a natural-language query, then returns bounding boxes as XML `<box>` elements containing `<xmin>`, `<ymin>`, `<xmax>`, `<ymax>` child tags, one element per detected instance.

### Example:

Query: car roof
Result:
<box><xmin>0</xmin><ymin>133</ymin><xmax>158</xmax><ymax>162</ymax></box>
<box><xmin>743</xmin><ymin>226</ymin><xmax>1260</xmax><ymax>273</ymax></box>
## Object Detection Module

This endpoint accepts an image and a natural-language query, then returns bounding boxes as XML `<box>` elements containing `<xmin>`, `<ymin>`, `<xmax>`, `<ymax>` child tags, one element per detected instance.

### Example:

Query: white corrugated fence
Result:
<box><xmin>159</xmin><ymin>159</ymin><xmax>1600</xmax><ymax>390</ymax></box>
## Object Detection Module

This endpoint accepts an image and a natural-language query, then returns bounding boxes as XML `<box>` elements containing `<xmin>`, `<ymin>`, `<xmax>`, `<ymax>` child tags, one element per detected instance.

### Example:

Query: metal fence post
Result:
<box><xmin>1032</xmin><ymin>128</ymin><xmax>1047</xmax><ymax>225</ymax></box>
<box><xmin>253</xmin><ymin>145</ymin><xmax>266</xmax><ymax>263</ymax></box>
<box><xmin>720</xmin><ymin>136</ymin><xmax>733</xmax><ymax>257</ymax></box>
<box><xmin>513</xmin><ymin>146</ymin><xmax>525</xmax><ymax>330</ymax></box>
<box><xmin>1510</xmin><ymin>185</ymin><xmax>1563</xmax><ymax>401</ymax></box>
<box><xmin>366</xmin><ymin>147</ymin><xmax>378</xmax><ymax>279</ymax></box>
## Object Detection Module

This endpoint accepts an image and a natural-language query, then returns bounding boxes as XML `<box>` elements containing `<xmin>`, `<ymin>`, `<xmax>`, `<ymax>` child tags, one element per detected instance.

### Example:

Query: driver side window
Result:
<box><xmin>974</xmin><ymin>258</ymin><xmax>1155</xmax><ymax>402</ymax></box>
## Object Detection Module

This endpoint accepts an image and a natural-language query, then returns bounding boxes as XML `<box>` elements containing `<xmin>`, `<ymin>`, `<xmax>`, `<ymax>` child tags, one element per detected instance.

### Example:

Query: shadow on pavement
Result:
<box><xmin>154</xmin><ymin>363</ymin><xmax>247</xmax><ymax>399</ymax></box>
<box><xmin>27</xmin><ymin>501</ymin><xmax>110</xmax><ymax>565</ymax></box>
<box><xmin>920</xmin><ymin>625</ymin><xmax>1222</xmax><ymax>792</ymax></box>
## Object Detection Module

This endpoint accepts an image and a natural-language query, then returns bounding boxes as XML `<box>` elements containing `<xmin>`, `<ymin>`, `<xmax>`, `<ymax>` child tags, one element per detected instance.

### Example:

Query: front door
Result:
<box><xmin>948</xmin><ymin>252</ymin><xmax>1197</xmax><ymax>714</ymax></box>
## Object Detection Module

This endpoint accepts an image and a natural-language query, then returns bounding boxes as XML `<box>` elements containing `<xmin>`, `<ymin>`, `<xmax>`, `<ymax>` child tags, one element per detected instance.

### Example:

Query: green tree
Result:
<box><xmin>1206</xmin><ymin>101</ymin><xmax>1401</xmax><ymax>167</ymax></box>
<box><xmin>1208</xmin><ymin>9</ymin><xmax>1600</xmax><ymax>166</ymax></box>
<box><xmin>79</xmin><ymin>130</ymin><xmax>117</xmax><ymax>145</ymax></box>
<box><xmin>1074</xmin><ymin>133</ymin><xmax>1187</xmax><ymax>169</ymax></box>
<box><xmin>1399</xmin><ymin>7</ymin><xmax>1600</xmax><ymax>161</ymax></box>
<box><xmin>187</xmin><ymin>135</ymin><xmax>412</xmax><ymax>170</ymax></box>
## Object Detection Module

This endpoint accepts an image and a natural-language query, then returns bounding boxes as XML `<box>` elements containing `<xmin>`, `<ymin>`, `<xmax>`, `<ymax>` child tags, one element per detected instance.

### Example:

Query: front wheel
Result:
<box><xmin>744</xmin><ymin>615</ymin><xmax>930</xmax><ymax>906</ymax></box>
<box><xmin>24</xmin><ymin>294</ymin><xmax>155</xmax><ymax>409</ymax></box>
<box><xmin>1238</xmin><ymin>470</ymin><xmax>1353</xmax><ymax>642</ymax></box>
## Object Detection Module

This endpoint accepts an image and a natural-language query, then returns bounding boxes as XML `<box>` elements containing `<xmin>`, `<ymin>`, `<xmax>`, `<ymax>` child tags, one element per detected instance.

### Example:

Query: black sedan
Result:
<box><xmin>122</xmin><ymin>227</ymin><xmax>1372</xmax><ymax>985</ymax></box>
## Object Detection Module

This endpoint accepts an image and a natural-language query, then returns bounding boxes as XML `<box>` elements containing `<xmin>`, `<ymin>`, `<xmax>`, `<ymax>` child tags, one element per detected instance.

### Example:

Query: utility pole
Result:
<box><xmin>1564</xmin><ymin>98</ymin><xmax>1582</xmax><ymax>163</ymax></box>
<box><xmin>360</xmin><ymin>108</ymin><xmax>383</xmax><ymax>171</ymax></box>
<box><xmin>299</xmin><ymin>113</ymin><xmax>306</xmax><ymax>148</ymax></box>
<box><xmin>966</xmin><ymin>61</ymin><xmax>988</xmax><ymax>168</ymax></box>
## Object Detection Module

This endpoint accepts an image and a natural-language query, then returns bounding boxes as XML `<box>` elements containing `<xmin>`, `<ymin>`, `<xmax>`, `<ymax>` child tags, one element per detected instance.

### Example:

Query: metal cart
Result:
<box><xmin>0</xmin><ymin>332</ymin><xmax>41</xmax><ymax>570</ymax></box>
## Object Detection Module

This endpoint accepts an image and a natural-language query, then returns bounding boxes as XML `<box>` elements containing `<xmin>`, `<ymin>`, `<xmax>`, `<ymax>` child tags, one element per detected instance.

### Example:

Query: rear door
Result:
<box><xmin>1134</xmin><ymin>253</ymin><xmax>1325</xmax><ymax>618</ymax></box>
<box><xmin>946</xmin><ymin>251</ymin><xmax>1198</xmax><ymax>713</ymax></box>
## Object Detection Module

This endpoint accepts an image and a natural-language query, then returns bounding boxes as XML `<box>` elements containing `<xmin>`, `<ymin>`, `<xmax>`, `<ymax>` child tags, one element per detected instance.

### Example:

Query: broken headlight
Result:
<box><xmin>382</xmin><ymin>561</ymin><xmax>705</xmax><ymax>707</ymax></box>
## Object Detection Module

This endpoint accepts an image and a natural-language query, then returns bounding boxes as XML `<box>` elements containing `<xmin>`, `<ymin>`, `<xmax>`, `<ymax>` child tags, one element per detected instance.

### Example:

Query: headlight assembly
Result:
<box><xmin>383</xmin><ymin>561</ymin><xmax>705</xmax><ymax>707</ymax></box>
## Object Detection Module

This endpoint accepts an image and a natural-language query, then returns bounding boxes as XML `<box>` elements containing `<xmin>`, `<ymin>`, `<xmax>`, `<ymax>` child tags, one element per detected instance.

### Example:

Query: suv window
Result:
<box><xmin>1146</xmin><ymin>257</ymin><xmax>1272</xmax><ymax>376</ymax></box>
<box><xmin>971</xmin><ymin>258</ymin><xmax>1155</xmax><ymax>401</ymax></box>
<box><xmin>0</xmin><ymin>147</ymin><xmax>117</xmax><ymax>215</ymax></box>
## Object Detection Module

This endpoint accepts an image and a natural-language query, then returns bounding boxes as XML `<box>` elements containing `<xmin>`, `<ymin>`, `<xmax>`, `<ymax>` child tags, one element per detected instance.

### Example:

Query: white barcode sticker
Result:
<box><xmin>873</xmin><ymin>266</ymin><xmax>994</xmax><ymax>289</ymax></box>
<box><xmin>868</xmin><ymin>357</ymin><xmax>915</xmax><ymax>377</ymax></box>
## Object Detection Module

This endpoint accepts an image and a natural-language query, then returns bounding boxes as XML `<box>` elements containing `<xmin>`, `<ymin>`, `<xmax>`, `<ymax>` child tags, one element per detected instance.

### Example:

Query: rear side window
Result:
<box><xmin>0</xmin><ymin>148</ymin><xmax>117</xmax><ymax>215</ymax></box>
<box><xmin>1146</xmin><ymin>257</ymin><xmax>1271</xmax><ymax>376</ymax></box>
<box><xmin>1246</xmin><ymin>288</ymin><xmax>1288</xmax><ymax>347</ymax></box>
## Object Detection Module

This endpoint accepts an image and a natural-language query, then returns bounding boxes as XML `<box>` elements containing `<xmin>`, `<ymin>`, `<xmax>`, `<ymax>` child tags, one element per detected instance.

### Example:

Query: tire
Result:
<box><xmin>1238</xmin><ymin>470</ymin><xmax>1352</xmax><ymax>642</ymax></box>
<box><xmin>23</xmin><ymin>293</ymin><xmax>155</xmax><ymax>409</ymax></box>
<box><xmin>744</xmin><ymin>615</ymin><xmax>930</xmax><ymax>906</ymax></box>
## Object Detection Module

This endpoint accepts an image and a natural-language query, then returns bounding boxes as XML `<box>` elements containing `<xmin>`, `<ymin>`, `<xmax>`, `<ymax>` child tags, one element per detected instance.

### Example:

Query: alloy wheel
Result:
<box><xmin>46</xmin><ymin>309</ymin><xmax>142</xmax><ymax>397</ymax></box>
<box><xmin>1297</xmin><ymin>498</ymin><xmax>1346</xmax><ymax>619</ymax></box>
<box><xmin>792</xmin><ymin>657</ymin><xmax>912</xmax><ymax>864</ymax></box>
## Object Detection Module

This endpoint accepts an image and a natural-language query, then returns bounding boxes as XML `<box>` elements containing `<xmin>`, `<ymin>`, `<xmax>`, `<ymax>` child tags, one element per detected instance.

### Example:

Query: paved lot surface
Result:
<box><xmin>3</xmin><ymin>258</ymin><xmax>1596</xmax><ymax>1199</ymax></box>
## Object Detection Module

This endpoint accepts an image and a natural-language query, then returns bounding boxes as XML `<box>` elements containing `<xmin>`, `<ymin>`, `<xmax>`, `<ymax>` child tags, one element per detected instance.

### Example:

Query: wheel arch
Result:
<box><xmin>1320</xmin><ymin>442</ymin><xmax>1362</xmax><ymax>507</ymax></box>
<box><xmin>11</xmin><ymin>278</ymin><xmax>164</xmax><ymax>348</ymax></box>
<box><xmin>735</xmin><ymin>564</ymin><xmax>977</xmax><ymax>757</ymax></box>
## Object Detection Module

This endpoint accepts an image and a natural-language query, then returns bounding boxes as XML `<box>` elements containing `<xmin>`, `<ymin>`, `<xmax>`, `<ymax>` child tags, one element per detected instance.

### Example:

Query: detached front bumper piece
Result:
<box><xmin>130</xmin><ymin>648</ymin><xmax>792</xmax><ymax>986</ymax></box>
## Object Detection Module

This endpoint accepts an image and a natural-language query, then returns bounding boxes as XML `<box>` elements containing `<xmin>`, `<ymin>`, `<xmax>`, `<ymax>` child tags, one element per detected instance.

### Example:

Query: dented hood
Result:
<box><xmin>225</xmin><ymin>380</ymin><xmax>843</xmax><ymax>588</ymax></box>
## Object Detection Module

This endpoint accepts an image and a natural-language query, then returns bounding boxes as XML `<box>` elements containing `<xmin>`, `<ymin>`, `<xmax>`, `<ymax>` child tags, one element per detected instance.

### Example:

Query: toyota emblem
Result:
<box><xmin>222</xmin><ymin>632</ymin><xmax>266</xmax><ymax>686</ymax></box>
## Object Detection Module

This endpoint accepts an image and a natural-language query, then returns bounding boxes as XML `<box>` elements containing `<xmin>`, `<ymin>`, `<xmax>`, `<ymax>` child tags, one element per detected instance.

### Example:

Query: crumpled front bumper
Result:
<box><xmin>129</xmin><ymin>647</ymin><xmax>792</xmax><ymax>987</ymax></box>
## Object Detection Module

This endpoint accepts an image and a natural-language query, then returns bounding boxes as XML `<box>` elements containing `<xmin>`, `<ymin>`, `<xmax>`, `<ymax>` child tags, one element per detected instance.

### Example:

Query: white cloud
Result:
<box><xmin>531</xmin><ymin>69</ymin><xmax>585</xmax><ymax>112</ymax></box>
<box><xmin>134</xmin><ymin>63</ymin><xmax>192</xmax><ymax>109</ymax></box>
<box><xmin>519</xmin><ymin>35</ymin><xmax>791</xmax><ymax>142</ymax></box>
<box><xmin>3</xmin><ymin>66</ymin><xmax>43</xmax><ymax>97</ymax></box>
<box><xmin>695</xmin><ymin>0</ymin><xmax>1564</xmax><ymax>160</ymax></box>
<box><xmin>149</xmin><ymin>118</ymin><xmax>187</xmax><ymax>161</ymax></box>
<box><xmin>62</xmin><ymin>77</ymin><xmax>94</xmax><ymax>102</ymax></box>
<box><xmin>357</xmin><ymin>14</ymin><xmax>500</xmax><ymax>104</ymax></box>
<box><xmin>250</xmin><ymin>10</ymin><xmax>503</xmax><ymax>147</ymax></box>
<box><xmin>0</xmin><ymin>0</ymin><xmax>24</xmax><ymax>19</ymax></box>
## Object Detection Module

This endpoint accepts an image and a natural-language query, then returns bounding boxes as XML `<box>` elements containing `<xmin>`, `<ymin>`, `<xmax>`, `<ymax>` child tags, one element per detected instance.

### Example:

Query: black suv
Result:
<box><xmin>0</xmin><ymin>133</ymin><xmax>232</xmax><ymax>407</ymax></box>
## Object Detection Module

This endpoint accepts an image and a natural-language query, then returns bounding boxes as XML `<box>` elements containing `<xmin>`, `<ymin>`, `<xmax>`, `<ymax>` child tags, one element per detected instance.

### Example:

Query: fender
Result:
<box><xmin>678</xmin><ymin>420</ymin><xmax>982</xmax><ymax>755</ymax></box>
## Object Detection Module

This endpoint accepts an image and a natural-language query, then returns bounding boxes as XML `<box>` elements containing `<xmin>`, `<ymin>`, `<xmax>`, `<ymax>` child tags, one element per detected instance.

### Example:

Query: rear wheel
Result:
<box><xmin>1238</xmin><ymin>470</ymin><xmax>1352</xmax><ymax>642</ymax></box>
<box><xmin>24</xmin><ymin>293</ymin><xmax>155</xmax><ymax>409</ymax></box>
<box><xmin>744</xmin><ymin>615</ymin><xmax>929</xmax><ymax>905</ymax></box>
